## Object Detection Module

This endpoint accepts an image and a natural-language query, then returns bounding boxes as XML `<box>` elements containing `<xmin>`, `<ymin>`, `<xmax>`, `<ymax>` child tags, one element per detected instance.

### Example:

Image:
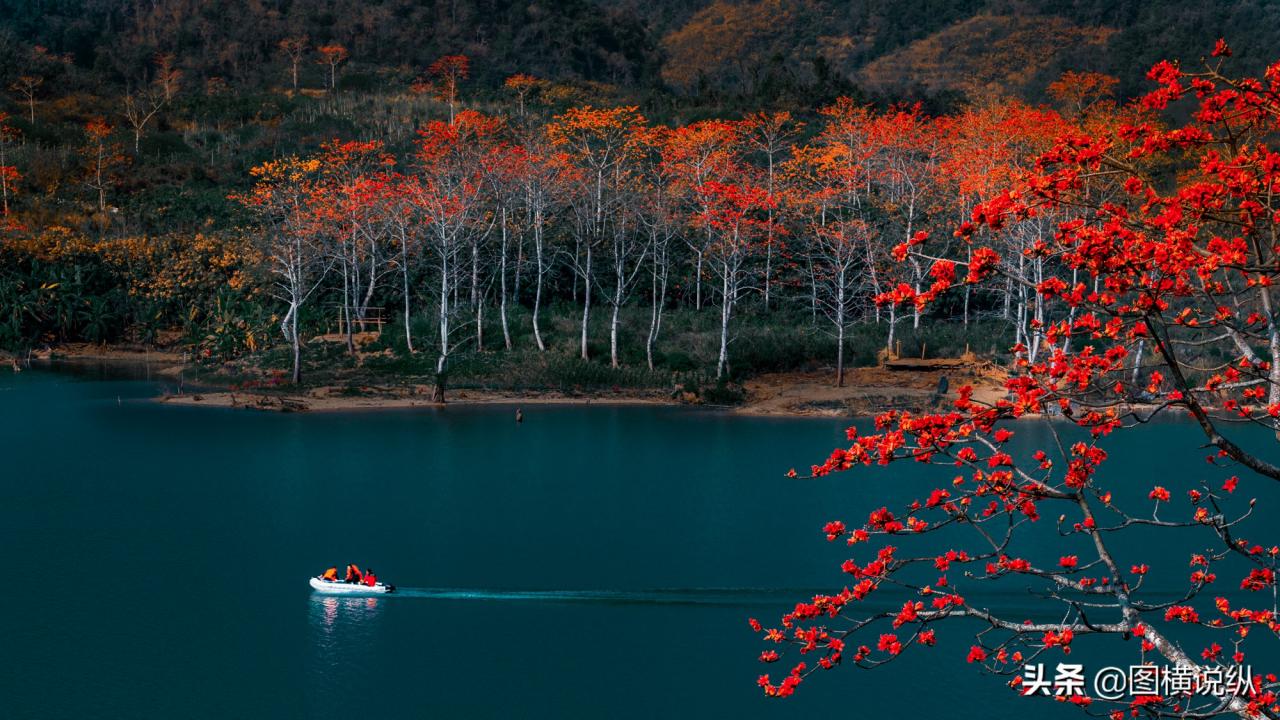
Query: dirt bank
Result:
<box><xmin>735</xmin><ymin>365</ymin><xmax>1008</xmax><ymax>417</ymax></box>
<box><xmin>156</xmin><ymin>362</ymin><xmax>1007</xmax><ymax>416</ymax></box>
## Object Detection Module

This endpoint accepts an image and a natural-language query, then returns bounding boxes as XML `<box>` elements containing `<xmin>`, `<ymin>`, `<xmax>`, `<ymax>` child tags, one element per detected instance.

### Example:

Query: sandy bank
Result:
<box><xmin>733</xmin><ymin>366</ymin><xmax>1008</xmax><ymax>417</ymax></box>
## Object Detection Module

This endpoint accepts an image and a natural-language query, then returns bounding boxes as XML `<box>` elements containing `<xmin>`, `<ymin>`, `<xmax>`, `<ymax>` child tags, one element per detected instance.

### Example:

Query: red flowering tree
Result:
<box><xmin>310</xmin><ymin>140</ymin><xmax>398</xmax><ymax>353</ymax></box>
<box><xmin>315</xmin><ymin>44</ymin><xmax>348</xmax><ymax>91</ymax></box>
<box><xmin>546</xmin><ymin>105</ymin><xmax>646</xmax><ymax>361</ymax></box>
<box><xmin>740</xmin><ymin>111</ymin><xmax>801</xmax><ymax>311</ymax></box>
<box><xmin>82</xmin><ymin>118</ymin><xmax>127</xmax><ymax>214</ymax></box>
<box><xmin>0</xmin><ymin>113</ymin><xmax>19</xmax><ymax>216</ymax></box>
<box><xmin>427</xmin><ymin>54</ymin><xmax>470</xmax><ymax>124</ymax></box>
<box><xmin>693</xmin><ymin>179</ymin><xmax>775</xmax><ymax>379</ymax></box>
<box><xmin>236</xmin><ymin>155</ymin><xmax>328</xmax><ymax>383</ymax></box>
<box><xmin>934</xmin><ymin>99</ymin><xmax>1074</xmax><ymax>332</ymax></box>
<box><xmin>504</xmin><ymin>73</ymin><xmax>542</xmax><ymax>118</ymax></box>
<box><xmin>758</xmin><ymin>45</ymin><xmax>1280</xmax><ymax>720</ymax></box>
<box><xmin>661</xmin><ymin>119</ymin><xmax>741</xmax><ymax>312</ymax></box>
<box><xmin>409</xmin><ymin>109</ymin><xmax>502</xmax><ymax>399</ymax></box>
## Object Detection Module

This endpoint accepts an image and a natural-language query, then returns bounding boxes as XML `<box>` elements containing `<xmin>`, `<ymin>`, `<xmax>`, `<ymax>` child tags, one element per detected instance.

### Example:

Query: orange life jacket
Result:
<box><xmin>322</xmin><ymin>567</ymin><xmax>338</xmax><ymax>581</ymax></box>
<box><xmin>345</xmin><ymin>565</ymin><xmax>363</xmax><ymax>581</ymax></box>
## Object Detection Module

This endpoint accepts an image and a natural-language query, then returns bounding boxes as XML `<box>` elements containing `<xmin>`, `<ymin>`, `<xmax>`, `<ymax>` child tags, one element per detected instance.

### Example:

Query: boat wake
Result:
<box><xmin>387</xmin><ymin>586</ymin><xmax>829</xmax><ymax>606</ymax></box>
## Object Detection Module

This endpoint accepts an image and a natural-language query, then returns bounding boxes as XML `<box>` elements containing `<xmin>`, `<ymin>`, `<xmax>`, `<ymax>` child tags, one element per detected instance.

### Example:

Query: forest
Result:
<box><xmin>0</xmin><ymin>1</ymin><xmax>1269</xmax><ymax>400</ymax></box>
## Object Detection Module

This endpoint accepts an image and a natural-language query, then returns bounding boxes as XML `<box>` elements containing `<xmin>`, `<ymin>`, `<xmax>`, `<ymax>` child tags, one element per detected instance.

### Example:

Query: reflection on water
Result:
<box><xmin>310</xmin><ymin>594</ymin><xmax>384</xmax><ymax>648</ymax></box>
<box><xmin>307</xmin><ymin>594</ymin><xmax>385</xmax><ymax>712</ymax></box>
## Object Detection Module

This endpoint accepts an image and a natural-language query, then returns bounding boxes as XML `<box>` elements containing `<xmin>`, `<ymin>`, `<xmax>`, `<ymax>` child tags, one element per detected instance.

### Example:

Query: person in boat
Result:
<box><xmin>321</xmin><ymin>567</ymin><xmax>339</xmax><ymax>582</ymax></box>
<box><xmin>344</xmin><ymin>564</ymin><xmax>363</xmax><ymax>584</ymax></box>
<box><xmin>362</xmin><ymin>569</ymin><xmax>377</xmax><ymax>587</ymax></box>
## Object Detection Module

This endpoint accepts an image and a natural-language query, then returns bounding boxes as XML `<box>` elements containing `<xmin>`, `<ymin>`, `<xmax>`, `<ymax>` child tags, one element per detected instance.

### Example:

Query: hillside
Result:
<box><xmin>856</xmin><ymin>14</ymin><xmax>1116</xmax><ymax>99</ymax></box>
<box><xmin>643</xmin><ymin>0</ymin><xmax>1280</xmax><ymax>101</ymax></box>
<box><xmin>3</xmin><ymin>0</ymin><xmax>1279</xmax><ymax>106</ymax></box>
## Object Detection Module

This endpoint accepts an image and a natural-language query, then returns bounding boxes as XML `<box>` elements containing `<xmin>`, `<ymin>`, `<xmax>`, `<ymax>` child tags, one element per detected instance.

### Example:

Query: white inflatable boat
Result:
<box><xmin>309</xmin><ymin>576</ymin><xmax>396</xmax><ymax>594</ymax></box>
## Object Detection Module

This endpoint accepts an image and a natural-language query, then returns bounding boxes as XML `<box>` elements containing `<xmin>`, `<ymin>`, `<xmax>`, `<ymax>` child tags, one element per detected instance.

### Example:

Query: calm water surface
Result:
<box><xmin>3</xmin><ymin>362</ymin><xmax>1279</xmax><ymax>719</ymax></box>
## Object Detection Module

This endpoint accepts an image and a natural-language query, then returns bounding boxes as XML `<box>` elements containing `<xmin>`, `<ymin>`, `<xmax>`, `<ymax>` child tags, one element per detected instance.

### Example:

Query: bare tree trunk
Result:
<box><xmin>470</xmin><ymin>239</ymin><xmax>479</xmax><ymax>309</ymax></box>
<box><xmin>359</xmin><ymin>249</ymin><xmax>378</xmax><ymax>331</ymax></box>
<box><xmin>887</xmin><ymin>303</ymin><xmax>897</xmax><ymax>353</ymax></box>
<box><xmin>513</xmin><ymin>226</ymin><xmax>524</xmax><ymax>303</ymax></box>
<box><xmin>95</xmin><ymin>153</ymin><xmax>106</xmax><ymax>212</ymax></box>
<box><xmin>341</xmin><ymin>255</ymin><xmax>354</xmax><ymax>354</ymax></box>
<box><xmin>694</xmin><ymin>250</ymin><xmax>703</xmax><ymax>311</ymax></box>
<box><xmin>717</xmin><ymin>261</ymin><xmax>732</xmax><ymax>380</ymax></box>
<box><xmin>451</xmin><ymin>245</ymin><xmax>460</xmax><ymax>307</ymax></box>
<box><xmin>0</xmin><ymin>142</ymin><xmax>9</xmax><ymax>214</ymax></box>
<box><xmin>434</xmin><ymin>248</ymin><xmax>450</xmax><ymax>403</ymax></box>
<box><xmin>499</xmin><ymin>209</ymin><xmax>512</xmax><ymax>351</ymax></box>
<box><xmin>764</xmin><ymin>241</ymin><xmax>773</xmax><ymax>312</ymax></box>
<box><xmin>580</xmin><ymin>243</ymin><xmax>592</xmax><ymax>361</ymax></box>
<box><xmin>809</xmin><ymin>254</ymin><xmax>818</xmax><ymax>324</ymax></box>
<box><xmin>646</xmin><ymin>245</ymin><xmax>668</xmax><ymax>371</ymax></box>
<box><xmin>532</xmin><ymin>215</ymin><xmax>546</xmax><ymax>352</ymax></box>
<box><xmin>610</xmin><ymin>299</ymin><xmax>622</xmax><ymax>369</ymax></box>
<box><xmin>1130</xmin><ymin>338</ymin><xmax>1145</xmax><ymax>386</ymax></box>
<box><xmin>1030</xmin><ymin>256</ymin><xmax>1044</xmax><ymax>363</ymax></box>
<box><xmin>836</xmin><ymin>318</ymin><xmax>846</xmax><ymax>387</ymax></box>
<box><xmin>764</xmin><ymin>155</ymin><xmax>775</xmax><ymax>312</ymax></box>
<box><xmin>609</xmin><ymin>241</ymin><xmax>626</xmax><ymax>368</ymax></box>
<box><xmin>401</xmin><ymin>231</ymin><xmax>414</xmax><ymax>354</ymax></box>
<box><xmin>1258</xmin><ymin>286</ymin><xmax>1280</xmax><ymax>437</ymax></box>
<box><xmin>283</xmin><ymin>302</ymin><xmax>302</xmax><ymax>384</ymax></box>
<box><xmin>836</xmin><ymin>281</ymin><xmax>846</xmax><ymax>387</ymax></box>
<box><xmin>291</xmin><ymin>309</ymin><xmax>301</xmax><ymax>384</ymax></box>
<box><xmin>1061</xmin><ymin>268</ymin><xmax>1079</xmax><ymax>355</ymax></box>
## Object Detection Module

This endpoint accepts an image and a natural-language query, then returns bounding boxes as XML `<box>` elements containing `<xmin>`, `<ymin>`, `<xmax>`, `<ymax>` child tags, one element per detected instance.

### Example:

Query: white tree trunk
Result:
<box><xmin>500</xmin><ymin>208</ymin><xmax>512</xmax><ymax>351</ymax></box>
<box><xmin>717</xmin><ymin>261</ymin><xmax>732</xmax><ymax>379</ymax></box>
<box><xmin>436</xmin><ymin>249</ymin><xmax>450</xmax><ymax>398</ymax></box>
<box><xmin>402</xmin><ymin>234</ymin><xmax>414</xmax><ymax>354</ymax></box>
<box><xmin>532</xmin><ymin>216</ymin><xmax>546</xmax><ymax>352</ymax></box>
<box><xmin>580</xmin><ymin>244</ymin><xmax>592</xmax><ymax>360</ymax></box>
<box><xmin>610</xmin><ymin>297</ymin><xmax>622</xmax><ymax>369</ymax></box>
<box><xmin>646</xmin><ymin>246</ymin><xmax>668</xmax><ymax>371</ymax></box>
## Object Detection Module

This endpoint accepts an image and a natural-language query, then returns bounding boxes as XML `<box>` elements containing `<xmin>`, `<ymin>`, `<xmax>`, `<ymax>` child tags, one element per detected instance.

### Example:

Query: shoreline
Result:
<box><xmin>158</xmin><ymin>388</ymin><xmax>679</xmax><ymax>412</ymax></box>
<box><xmin>11</xmin><ymin>344</ymin><xmax>191</xmax><ymax>379</ymax></box>
<box><xmin>154</xmin><ymin>364</ymin><xmax>1011</xmax><ymax>417</ymax></box>
<box><xmin>14</xmin><ymin>343</ymin><xmax>189</xmax><ymax>364</ymax></box>
<box><xmin>14</xmin><ymin>343</ymin><xmax>1013</xmax><ymax>418</ymax></box>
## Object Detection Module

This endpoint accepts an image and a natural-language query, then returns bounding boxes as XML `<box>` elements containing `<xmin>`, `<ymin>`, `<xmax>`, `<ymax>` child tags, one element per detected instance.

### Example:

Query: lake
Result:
<box><xmin>3</xmin><ymin>363</ymin><xmax>1278</xmax><ymax>719</ymax></box>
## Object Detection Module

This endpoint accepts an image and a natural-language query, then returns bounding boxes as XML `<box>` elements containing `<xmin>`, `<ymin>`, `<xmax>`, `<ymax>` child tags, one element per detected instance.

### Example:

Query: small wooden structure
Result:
<box><xmin>332</xmin><ymin>306</ymin><xmax>386</xmax><ymax>336</ymax></box>
<box><xmin>883</xmin><ymin>342</ymin><xmax>982</xmax><ymax>371</ymax></box>
<box><xmin>883</xmin><ymin>357</ymin><xmax>975</xmax><ymax>371</ymax></box>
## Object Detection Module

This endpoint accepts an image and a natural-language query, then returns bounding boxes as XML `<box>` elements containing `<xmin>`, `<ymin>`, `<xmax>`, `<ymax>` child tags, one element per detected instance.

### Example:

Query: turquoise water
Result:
<box><xmin>3</xmin><ymin>363</ymin><xmax>1278</xmax><ymax>718</ymax></box>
